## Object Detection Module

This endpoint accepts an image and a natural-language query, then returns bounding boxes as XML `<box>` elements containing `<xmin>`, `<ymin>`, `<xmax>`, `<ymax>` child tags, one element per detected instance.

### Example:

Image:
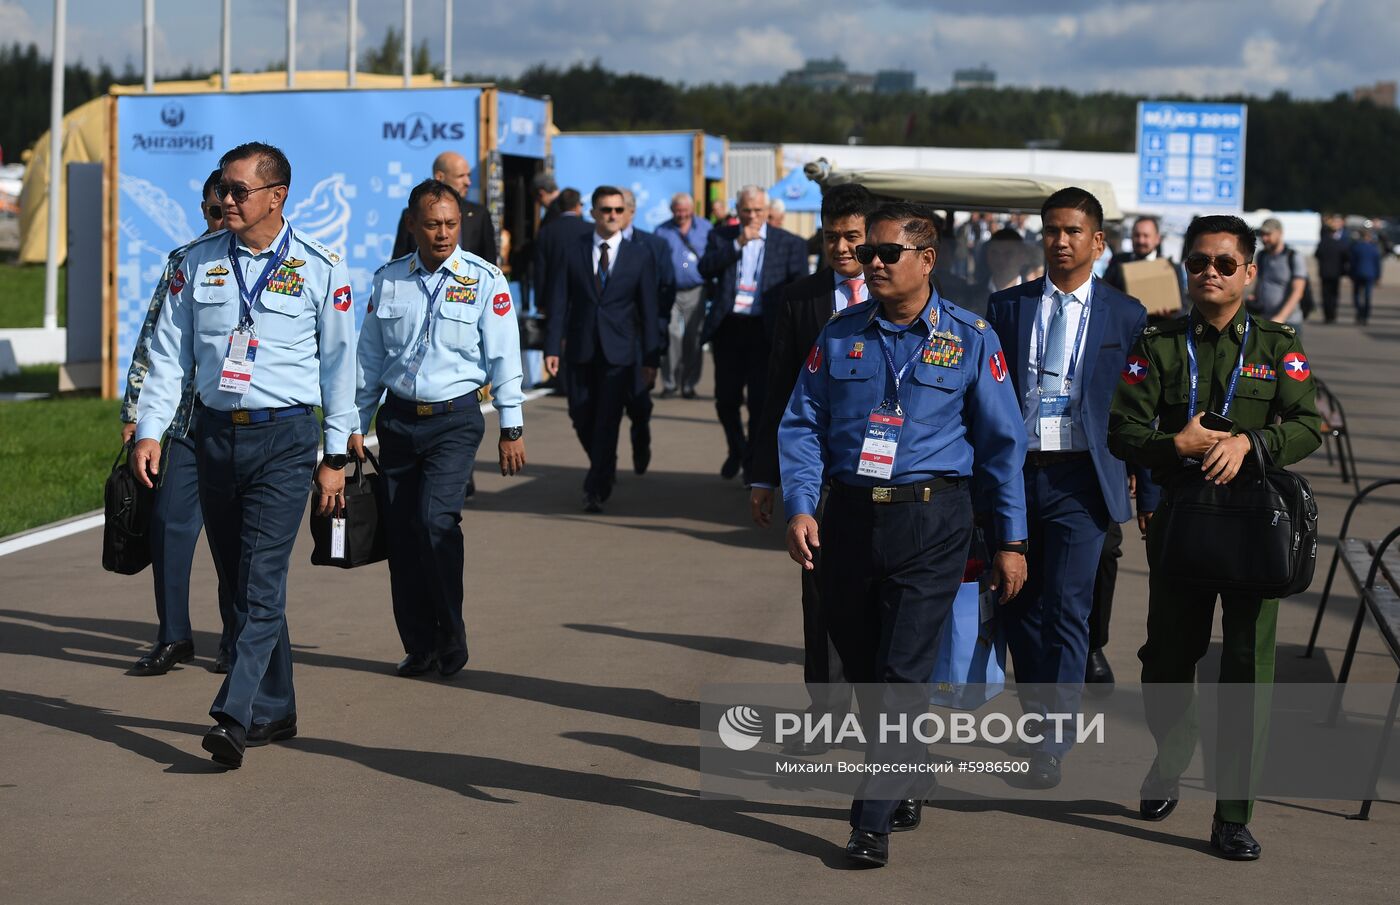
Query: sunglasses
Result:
<box><xmin>1184</xmin><ymin>253</ymin><xmax>1250</xmax><ymax>276</ymax></box>
<box><xmin>854</xmin><ymin>243</ymin><xmax>934</xmax><ymax>266</ymax></box>
<box><xmin>216</xmin><ymin>181</ymin><xmax>286</xmax><ymax>203</ymax></box>
<box><xmin>596</xmin><ymin>206</ymin><xmax>626</xmax><ymax>215</ymax></box>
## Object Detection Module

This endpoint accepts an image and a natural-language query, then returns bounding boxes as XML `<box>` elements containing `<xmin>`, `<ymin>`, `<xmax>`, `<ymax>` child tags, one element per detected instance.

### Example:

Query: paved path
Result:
<box><xmin>2</xmin><ymin>290</ymin><xmax>1398</xmax><ymax>903</ymax></box>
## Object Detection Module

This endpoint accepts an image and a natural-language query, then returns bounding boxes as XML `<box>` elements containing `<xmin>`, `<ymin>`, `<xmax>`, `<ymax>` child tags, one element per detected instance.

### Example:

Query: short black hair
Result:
<box><xmin>592</xmin><ymin>185</ymin><xmax>624</xmax><ymax>208</ymax></box>
<box><xmin>866</xmin><ymin>201</ymin><xmax>940</xmax><ymax>248</ymax></box>
<box><xmin>1183</xmin><ymin>214</ymin><xmax>1257</xmax><ymax>261</ymax></box>
<box><xmin>821</xmin><ymin>183</ymin><xmax>877</xmax><ymax>229</ymax></box>
<box><xmin>407</xmin><ymin>178</ymin><xmax>463</xmax><ymax>218</ymax></box>
<box><xmin>201</xmin><ymin>168</ymin><xmax>222</xmax><ymax>201</ymax></box>
<box><xmin>988</xmin><ymin>226</ymin><xmax>1025</xmax><ymax>244</ymax></box>
<box><xmin>219</xmin><ymin>141</ymin><xmax>291</xmax><ymax>189</ymax></box>
<box><xmin>558</xmin><ymin>187</ymin><xmax>582</xmax><ymax>212</ymax></box>
<box><xmin>1041</xmin><ymin>186</ymin><xmax>1103</xmax><ymax>231</ymax></box>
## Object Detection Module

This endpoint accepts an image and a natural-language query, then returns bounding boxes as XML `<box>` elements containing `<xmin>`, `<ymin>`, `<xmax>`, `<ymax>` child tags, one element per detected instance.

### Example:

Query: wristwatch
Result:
<box><xmin>500</xmin><ymin>426</ymin><xmax>524</xmax><ymax>441</ymax></box>
<box><xmin>323</xmin><ymin>454</ymin><xmax>348</xmax><ymax>470</ymax></box>
<box><xmin>998</xmin><ymin>540</ymin><xmax>1029</xmax><ymax>555</ymax></box>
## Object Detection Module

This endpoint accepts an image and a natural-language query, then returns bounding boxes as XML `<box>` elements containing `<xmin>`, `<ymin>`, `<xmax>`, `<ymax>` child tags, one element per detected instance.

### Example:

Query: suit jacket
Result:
<box><xmin>533</xmin><ymin>212</ymin><xmax>592</xmax><ymax>310</ymax></box>
<box><xmin>629</xmin><ymin>227</ymin><xmax>678</xmax><ymax>324</ymax></box>
<box><xmin>698</xmin><ymin>223</ymin><xmax>809</xmax><ymax>340</ymax></box>
<box><xmin>749</xmin><ymin>267</ymin><xmax>842</xmax><ymax>487</ymax></box>
<box><xmin>1316</xmin><ymin>229</ymin><xmax>1352</xmax><ymax>280</ymax></box>
<box><xmin>986</xmin><ymin>276</ymin><xmax>1148</xmax><ymax>524</ymax></box>
<box><xmin>546</xmin><ymin>232</ymin><xmax>661</xmax><ymax>368</ymax></box>
<box><xmin>392</xmin><ymin>199</ymin><xmax>498</xmax><ymax>264</ymax></box>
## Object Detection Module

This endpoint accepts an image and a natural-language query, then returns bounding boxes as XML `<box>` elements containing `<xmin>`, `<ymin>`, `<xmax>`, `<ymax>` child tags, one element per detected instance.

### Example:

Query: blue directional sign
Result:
<box><xmin>1136</xmin><ymin>102</ymin><xmax>1246</xmax><ymax>211</ymax></box>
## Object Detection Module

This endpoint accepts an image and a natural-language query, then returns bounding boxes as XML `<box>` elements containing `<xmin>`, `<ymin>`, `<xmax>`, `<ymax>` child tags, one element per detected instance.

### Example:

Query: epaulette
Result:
<box><xmin>374</xmin><ymin>253</ymin><xmax>414</xmax><ymax>276</ymax></box>
<box><xmin>297</xmin><ymin>234</ymin><xmax>344</xmax><ymax>265</ymax></box>
<box><xmin>456</xmin><ymin>251</ymin><xmax>504</xmax><ymax>280</ymax></box>
<box><xmin>1255</xmin><ymin>319</ymin><xmax>1297</xmax><ymax>336</ymax></box>
<box><xmin>943</xmin><ymin>302</ymin><xmax>987</xmax><ymax>333</ymax></box>
<box><xmin>1144</xmin><ymin>318</ymin><xmax>1189</xmax><ymax>337</ymax></box>
<box><xmin>182</xmin><ymin>228</ymin><xmax>229</xmax><ymax>254</ymax></box>
<box><xmin>833</xmin><ymin>298</ymin><xmax>877</xmax><ymax>320</ymax></box>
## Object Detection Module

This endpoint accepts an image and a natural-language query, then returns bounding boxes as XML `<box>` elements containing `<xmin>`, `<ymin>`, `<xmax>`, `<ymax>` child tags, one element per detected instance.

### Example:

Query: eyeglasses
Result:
<box><xmin>596</xmin><ymin>206</ymin><xmax>626</xmax><ymax>215</ymax></box>
<box><xmin>1184</xmin><ymin>253</ymin><xmax>1250</xmax><ymax>276</ymax></box>
<box><xmin>854</xmin><ymin>243</ymin><xmax>934</xmax><ymax>266</ymax></box>
<box><xmin>216</xmin><ymin>182</ymin><xmax>286</xmax><ymax>203</ymax></box>
<box><xmin>205</xmin><ymin>204</ymin><xmax>224</xmax><ymax>220</ymax></box>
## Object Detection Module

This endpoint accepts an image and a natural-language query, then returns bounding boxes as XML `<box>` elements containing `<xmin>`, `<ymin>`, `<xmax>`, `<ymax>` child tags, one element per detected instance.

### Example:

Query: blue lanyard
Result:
<box><xmin>740</xmin><ymin>238</ymin><xmax>765</xmax><ymax>286</ymax></box>
<box><xmin>412</xmin><ymin>267</ymin><xmax>451</xmax><ymax>342</ymax></box>
<box><xmin>1035</xmin><ymin>290</ymin><xmax>1092</xmax><ymax>393</ymax></box>
<box><xmin>228</xmin><ymin>227</ymin><xmax>292</xmax><ymax>329</ymax></box>
<box><xmin>876</xmin><ymin>305</ymin><xmax>938</xmax><ymax>414</ymax></box>
<box><xmin>1185</xmin><ymin>316</ymin><xmax>1251</xmax><ymax>418</ymax></box>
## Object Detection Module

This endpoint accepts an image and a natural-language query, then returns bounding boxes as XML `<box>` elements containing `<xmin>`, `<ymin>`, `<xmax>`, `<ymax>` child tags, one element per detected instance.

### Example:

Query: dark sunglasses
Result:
<box><xmin>854</xmin><ymin>243</ymin><xmax>934</xmax><ymax>266</ymax></box>
<box><xmin>205</xmin><ymin>204</ymin><xmax>224</xmax><ymax>220</ymax></box>
<box><xmin>216</xmin><ymin>181</ymin><xmax>286</xmax><ymax>203</ymax></box>
<box><xmin>596</xmin><ymin>206</ymin><xmax>626</xmax><ymax>215</ymax></box>
<box><xmin>1184</xmin><ymin>253</ymin><xmax>1250</xmax><ymax>276</ymax></box>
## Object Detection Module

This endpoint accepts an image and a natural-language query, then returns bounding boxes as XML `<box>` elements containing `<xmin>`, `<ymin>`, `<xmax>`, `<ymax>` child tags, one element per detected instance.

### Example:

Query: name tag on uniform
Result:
<box><xmin>219</xmin><ymin>330</ymin><xmax>258</xmax><ymax>395</ymax></box>
<box><xmin>1038</xmin><ymin>394</ymin><xmax>1072</xmax><ymax>451</ymax></box>
<box><xmin>857</xmin><ymin>407</ymin><xmax>903</xmax><ymax>480</ymax></box>
<box><xmin>734</xmin><ymin>281</ymin><xmax>757</xmax><ymax>315</ymax></box>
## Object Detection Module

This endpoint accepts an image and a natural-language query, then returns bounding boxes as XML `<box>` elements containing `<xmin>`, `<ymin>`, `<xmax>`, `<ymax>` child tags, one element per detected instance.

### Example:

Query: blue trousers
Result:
<box><xmin>149</xmin><ymin>431</ymin><xmax>235</xmax><ymax>648</ymax></box>
<box><xmin>196</xmin><ymin>409</ymin><xmax>318</xmax><ymax>729</ymax></box>
<box><xmin>821</xmin><ymin>482</ymin><xmax>972</xmax><ymax>833</ymax></box>
<box><xmin>1001</xmin><ymin>458</ymin><xmax>1110</xmax><ymax>758</ymax></box>
<box><xmin>1353</xmin><ymin>279</ymin><xmax>1374</xmax><ymax>323</ymax></box>
<box><xmin>378</xmin><ymin>404</ymin><xmax>483</xmax><ymax>657</ymax></box>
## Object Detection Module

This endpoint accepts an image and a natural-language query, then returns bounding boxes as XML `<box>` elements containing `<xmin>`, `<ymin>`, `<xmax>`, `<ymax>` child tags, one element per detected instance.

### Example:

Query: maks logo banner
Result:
<box><xmin>383</xmin><ymin>112</ymin><xmax>468</xmax><ymax>149</ymax></box>
<box><xmin>628</xmin><ymin>154</ymin><xmax>686</xmax><ymax>172</ymax></box>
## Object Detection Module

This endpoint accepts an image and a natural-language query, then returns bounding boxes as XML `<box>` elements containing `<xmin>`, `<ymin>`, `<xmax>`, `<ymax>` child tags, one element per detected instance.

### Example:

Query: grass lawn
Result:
<box><xmin>0</xmin><ymin>263</ymin><xmax>68</xmax><ymax>328</ymax></box>
<box><xmin>0</xmin><ymin>395</ymin><xmax>122</xmax><ymax>538</ymax></box>
<box><xmin>0</xmin><ymin>363</ymin><xmax>60</xmax><ymax>395</ymax></box>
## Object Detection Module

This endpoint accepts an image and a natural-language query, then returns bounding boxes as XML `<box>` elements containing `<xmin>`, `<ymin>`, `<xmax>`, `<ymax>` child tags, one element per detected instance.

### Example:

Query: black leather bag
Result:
<box><xmin>310</xmin><ymin>450</ymin><xmax>388</xmax><ymax>568</ymax></box>
<box><xmin>102</xmin><ymin>440</ymin><xmax>156</xmax><ymax>575</ymax></box>
<box><xmin>1148</xmin><ymin>431</ymin><xmax>1318</xmax><ymax>598</ymax></box>
<box><xmin>521</xmin><ymin>313</ymin><xmax>548</xmax><ymax>352</ymax></box>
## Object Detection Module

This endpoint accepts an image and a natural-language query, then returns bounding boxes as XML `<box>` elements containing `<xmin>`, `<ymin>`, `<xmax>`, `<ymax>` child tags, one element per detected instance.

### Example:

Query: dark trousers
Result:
<box><xmin>625</xmin><ymin>365</ymin><xmax>652</xmax><ymax>458</ymax></box>
<box><xmin>378</xmin><ymin>403</ymin><xmax>484</xmax><ymax>658</ymax></box>
<box><xmin>1353</xmin><ymin>279</ymin><xmax>1374</xmax><ymax>324</ymax></box>
<box><xmin>196</xmin><ymin>410</ymin><xmax>318</xmax><ymax>730</ymax></box>
<box><xmin>1321</xmin><ymin>276</ymin><xmax>1341</xmax><ymax>323</ymax></box>
<box><xmin>1001</xmin><ymin>458</ymin><xmax>1110</xmax><ymax>758</ymax></box>
<box><xmin>711</xmin><ymin>315</ymin><xmax>769</xmax><ymax>472</ymax></box>
<box><xmin>821</xmin><ymin>482</ymin><xmax>972</xmax><ymax>833</ymax></box>
<box><xmin>1088</xmin><ymin>520</ymin><xmax>1123</xmax><ymax>651</ymax></box>
<box><xmin>801</xmin><ymin>492</ymin><xmax>848</xmax><ymax>712</ymax></box>
<box><xmin>565</xmin><ymin>359</ymin><xmax>633</xmax><ymax>498</ymax></box>
<box><xmin>150</xmin><ymin>430</ymin><xmax>235</xmax><ymax>649</ymax></box>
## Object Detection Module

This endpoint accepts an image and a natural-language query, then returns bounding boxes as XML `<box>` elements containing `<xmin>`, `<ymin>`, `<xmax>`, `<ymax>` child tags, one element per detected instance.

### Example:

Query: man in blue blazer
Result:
<box><xmin>985</xmin><ymin>187</ymin><xmax>1148</xmax><ymax>787</ymax></box>
<box><xmin>620</xmin><ymin>189</ymin><xmax>677</xmax><ymax>476</ymax></box>
<box><xmin>545</xmin><ymin>186</ymin><xmax>661</xmax><ymax>512</ymax></box>
<box><xmin>699</xmin><ymin>185</ymin><xmax>810</xmax><ymax>482</ymax></box>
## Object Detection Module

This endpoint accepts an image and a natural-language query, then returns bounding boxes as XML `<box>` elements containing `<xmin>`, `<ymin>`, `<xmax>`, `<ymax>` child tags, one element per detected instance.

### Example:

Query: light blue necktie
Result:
<box><xmin>1040</xmin><ymin>291</ymin><xmax>1071</xmax><ymax>393</ymax></box>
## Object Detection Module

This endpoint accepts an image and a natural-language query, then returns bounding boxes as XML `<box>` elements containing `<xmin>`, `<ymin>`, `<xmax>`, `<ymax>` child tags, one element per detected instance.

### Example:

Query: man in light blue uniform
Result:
<box><xmin>120</xmin><ymin>168</ymin><xmax>237</xmax><ymax>677</ymax></box>
<box><xmin>132</xmin><ymin>142</ymin><xmax>357</xmax><ymax>769</ymax></box>
<box><xmin>780</xmin><ymin>202</ymin><xmax>1028</xmax><ymax>867</ymax></box>
<box><xmin>655</xmin><ymin>192</ymin><xmax>711</xmax><ymax>398</ymax></box>
<box><xmin>351</xmin><ymin>178</ymin><xmax>526</xmax><ymax>679</ymax></box>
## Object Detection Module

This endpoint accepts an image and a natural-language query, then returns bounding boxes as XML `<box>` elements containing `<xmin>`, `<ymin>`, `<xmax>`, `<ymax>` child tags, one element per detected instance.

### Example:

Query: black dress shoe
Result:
<box><xmin>213</xmin><ymin>646</ymin><xmax>231</xmax><ymax>674</ymax></box>
<box><xmin>582</xmin><ymin>493</ymin><xmax>604</xmax><ymax>513</ymax></box>
<box><xmin>1026</xmin><ymin>752</ymin><xmax>1062</xmax><ymax>789</ymax></box>
<box><xmin>1139</xmin><ymin>797</ymin><xmax>1179</xmax><ymax>821</ymax></box>
<box><xmin>1084</xmin><ymin>648</ymin><xmax>1115</xmax><ymax>696</ymax></box>
<box><xmin>845</xmin><ymin>829</ymin><xmax>889</xmax><ymax>867</ymax></box>
<box><xmin>890</xmin><ymin>798</ymin><xmax>923</xmax><ymax>832</ymax></box>
<box><xmin>681</xmin><ymin>387</ymin><xmax>697</xmax><ymax>399</ymax></box>
<box><xmin>720</xmin><ymin>453</ymin><xmax>742</xmax><ymax>480</ymax></box>
<box><xmin>438</xmin><ymin>645</ymin><xmax>469</xmax><ymax>677</ymax></box>
<box><xmin>130</xmin><ymin>640</ymin><xmax>195</xmax><ymax>676</ymax></box>
<box><xmin>396</xmin><ymin>652</ymin><xmax>439</xmax><ymax>677</ymax></box>
<box><xmin>1139</xmin><ymin>765</ymin><xmax>1179</xmax><ymax>820</ymax></box>
<box><xmin>246</xmin><ymin>714</ymin><xmax>297</xmax><ymax>747</ymax></box>
<box><xmin>202</xmin><ymin>722</ymin><xmax>246</xmax><ymax>768</ymax></box>
<box><xmin>633</xmin><ymin>444</ymin><xmax>651</xmax><ymax>475</ymax></box>
<box><xmin>1210</xmin><ymin>818</ymin><xmax>1262</xmax><ymax>861</ymax></box>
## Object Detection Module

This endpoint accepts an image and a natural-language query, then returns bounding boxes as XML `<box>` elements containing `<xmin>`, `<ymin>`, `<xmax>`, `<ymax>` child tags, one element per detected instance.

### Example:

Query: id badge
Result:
<box><xmin>857</xmin><ymin>406</ymin><xmax>904</xmax><ymax>480</ymax></box>
<box><xmin>219</xmin><ymin>357</ymin><xmax>254</xmax><ymax>395</ymax></box>
<box><xmin>1038</xmin><ymin>393</ymin><xmax>1072</xmax><ymax>451</ymax></box>
<box><xmin>734</xmin><ymin>281</ymin><xmax>757</xmax><ymax>315</ymax></box>
<box><xmin>330</xmin><ymin>517</ymin><xmax>346</xmax><ymax>559</ymax></box>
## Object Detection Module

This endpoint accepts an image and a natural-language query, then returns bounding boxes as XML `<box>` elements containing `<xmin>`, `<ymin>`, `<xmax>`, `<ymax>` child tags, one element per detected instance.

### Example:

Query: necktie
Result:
<box><xmin>596</xmin><ymin>241</ymin><xmax>610</xmax><ymax>292</ymax></box>
<box><xmin>1040</xmin><ymin>291</ymin><xmax>1070</xmax><ymax>393</ymax></box>
<box><xmin>843</xmin><ymin>277</ymin><xmax>864</xmax><ymax>308</ymax></box>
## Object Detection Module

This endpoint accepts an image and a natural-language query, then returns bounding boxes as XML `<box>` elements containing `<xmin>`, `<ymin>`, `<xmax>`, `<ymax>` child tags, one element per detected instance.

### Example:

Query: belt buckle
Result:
<box><xmin>416</xmin><ymin>404</ymin><xmax>433</xmax><ymax>416</ymax></box>
<box><xmin>232</xmin><ymin>410</ymin><xmax>251</xmax><ymax>425</ymax></box>
<box><xmin>871</xmin><ymin>486</ymin><xmax>893</xmax><ymax>503</ymax></box>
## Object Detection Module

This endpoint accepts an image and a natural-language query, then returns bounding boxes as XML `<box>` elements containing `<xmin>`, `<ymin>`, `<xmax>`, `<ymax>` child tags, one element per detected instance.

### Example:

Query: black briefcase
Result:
<box><xmin>1148</xmin><ymin>431</ymin><xmax>1318</xmax><ymax>598</ymax></box>
<box><xmin>102</xmin><ymin>440</ymin><xmax>156</xmax><ymax>575</ymax></box>
<box><xmin>521</xmin><ymin>313</ymin><xmax>548</xmax><ymax>352</ymax></box>
<box><xmin>309</xmin><ymin>450</ymin><xmax>388</xmax><ymax>568</ymax></box>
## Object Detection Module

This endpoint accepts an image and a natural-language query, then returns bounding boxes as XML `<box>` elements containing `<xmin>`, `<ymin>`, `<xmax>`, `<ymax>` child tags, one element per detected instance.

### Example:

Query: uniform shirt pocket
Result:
<box><xmin>192</xmin><ymin>287</ymin><xmax>237</xmax><ymax>337</ymax></box>
<box><xmin>373</xmin><ymin>282</ymin><xmax>416</xmax><ymax>355</ymax></box>
<box><xmin>827</xmin><ymin>352</ymin><xmax>881</xmax><ymax>420</ymax></box>
<box><xmin>437</xmin><ymin>298</ymin><xmax>484</xmax><ymax>354</ymax></box>
<box><xmin>906</xmin><ymin>361</ymin><xmax>964</xmax><ymax>424</ymax></box>
<box><xmin>255</xmin><ymin>289</ymin><xmax>311</xmax><ymax>348</ymax></box>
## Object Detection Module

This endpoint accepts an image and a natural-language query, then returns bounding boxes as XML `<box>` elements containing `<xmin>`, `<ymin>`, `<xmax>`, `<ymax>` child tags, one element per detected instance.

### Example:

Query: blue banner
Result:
<box><xmin>768</xmin><ymin>167</ymin><xmax>822</xmax><ymax>213</ymax></box>
<box><xmin>1136</xmin><ymin>101</ymin><xmax>1246</xmax><ymax>210</ymax></box>
<box><xmin>552</xmin><ymin>132</ymin><xmax>695</xmax><ymax>231</ymax></box>
<box><xmin>496</xmin><ymin>91</ymin><xmax>548</xmax><ymax>159</ymax></box>
<box><xmin>703</xmin><ymin>134</ymin><xmax>726</xmax><ymax>182</ymax></box>
<box><xmin>114</xmin><ymin>87</ymin><xmax>482</xmax><ymax>384</ymax></box>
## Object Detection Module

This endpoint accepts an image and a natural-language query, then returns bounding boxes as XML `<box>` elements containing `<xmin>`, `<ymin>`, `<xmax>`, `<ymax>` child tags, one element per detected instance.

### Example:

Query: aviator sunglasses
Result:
<box><xmin>1183</xmin><ymin>253</ymin><xmax>1250</xmax><ymax>277</ymax></box>
<box><xmin>854</xmin><ymin>243</ymin><xmax>934</xmax><ymax>266</ymax></box>
<box><xmin>216</xmin><ymin>181</ymin><xmax>287</xmax><ymax>203</ymax></box>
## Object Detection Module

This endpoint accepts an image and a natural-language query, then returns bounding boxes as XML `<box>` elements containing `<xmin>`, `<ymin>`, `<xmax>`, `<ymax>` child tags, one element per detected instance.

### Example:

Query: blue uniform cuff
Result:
<box><xmin>135</xmin><ymin>419</ymin><xmax>165</xmax><ymax>444</ymax></box>
<box><xmin>323</xmin><ymin>429</ymin><xmax>349</xmax><ymax>455</ymax></box>
<box><xmin>497</xmin><ymin>405</ymin><xmax>523</xmax><ymax>430</ymax></box>
<box><xmin>998</xmin><ymin>514</ymin><xmax>1028</xmax><ymax>545</ymax></box>
<box><xmin>784</xmin><ymin>494</ymin><xmax>817</xmax><ymax>518</ymax></box>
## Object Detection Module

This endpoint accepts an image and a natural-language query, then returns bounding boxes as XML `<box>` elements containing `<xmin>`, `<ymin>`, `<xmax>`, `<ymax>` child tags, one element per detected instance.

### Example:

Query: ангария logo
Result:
<box><xmin>717</xmin><ymin>705</ymin><xmax>764</xmax><ymax>751</ymax></box>
<box><xmin>160</xmin><ymin>102</ymin><xmax>184</xmax><ymax>129</ymax></box>
<box><xmin>383</xmin><ymin>113</ymin><xmax>467</xmax><ymax>149</ymax></box>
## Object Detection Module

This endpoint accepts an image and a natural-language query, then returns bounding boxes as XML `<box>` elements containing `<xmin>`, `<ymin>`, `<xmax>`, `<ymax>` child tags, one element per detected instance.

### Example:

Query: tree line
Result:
<box><xmin>4</xmin><ymin>45</ymin><xmax>1398</xmax><ymax>214</ymax></box>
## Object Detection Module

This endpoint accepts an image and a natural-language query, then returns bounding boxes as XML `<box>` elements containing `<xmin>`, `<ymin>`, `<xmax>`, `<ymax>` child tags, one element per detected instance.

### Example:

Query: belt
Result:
<box><xmin>197</xmin><ymin>402</ymin><xmax>312</xmax><ymax>426</ymax></box>
<box><xmin>832</xmin><ymin>477</ymin><xmax>965</xmax><ymax>504</ymax></box>
<box><xmin>1025</xmin><ymin>450</ymin><xmax>1092</xmax><ymax>469</ymax></box>
<box><xmin>386</xmin><ymin>390</ymin><xmax>482</xmax><ymax>417</ymax></box>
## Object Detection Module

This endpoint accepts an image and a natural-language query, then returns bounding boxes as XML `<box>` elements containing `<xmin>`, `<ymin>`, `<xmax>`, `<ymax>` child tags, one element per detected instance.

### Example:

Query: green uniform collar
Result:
<box><xmin>1190</xmin><ymin>303</ymin><xmax>1250</xmax><ymax>343</ymax></box>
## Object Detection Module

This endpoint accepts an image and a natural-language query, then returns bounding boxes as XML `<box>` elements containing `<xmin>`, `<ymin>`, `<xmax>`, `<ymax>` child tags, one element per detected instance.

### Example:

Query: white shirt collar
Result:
<box><xmin>593</xmin><ymin>231</ymin><xmax>621</xmax><ymax>249</ymax></box>
<box><xmin>1042</xmin><ymin>276</ymin><xmax>1093</xmax><ymax>306</ymax></box>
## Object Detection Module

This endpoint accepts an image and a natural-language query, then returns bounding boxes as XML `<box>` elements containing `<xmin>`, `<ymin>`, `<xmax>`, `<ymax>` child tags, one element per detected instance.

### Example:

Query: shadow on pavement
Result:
<box><xmin>564</xmin><ymin>622</ymin><xmax>803</xmax><ymax>665</ymax></box>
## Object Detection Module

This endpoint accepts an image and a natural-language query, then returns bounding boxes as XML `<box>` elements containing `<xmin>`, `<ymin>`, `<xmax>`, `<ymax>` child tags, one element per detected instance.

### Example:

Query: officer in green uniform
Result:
<box><xmin>1108</xmin><ymin>214</ymin><xmax>1321</xmax><ymax>861</ymax></box>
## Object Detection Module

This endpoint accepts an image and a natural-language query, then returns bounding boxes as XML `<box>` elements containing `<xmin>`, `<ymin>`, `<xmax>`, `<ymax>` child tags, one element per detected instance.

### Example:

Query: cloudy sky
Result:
<box><xmin>3</xmin><ymin>0</ymin><xmax>1395</xmax><ymax>99</ymax></box>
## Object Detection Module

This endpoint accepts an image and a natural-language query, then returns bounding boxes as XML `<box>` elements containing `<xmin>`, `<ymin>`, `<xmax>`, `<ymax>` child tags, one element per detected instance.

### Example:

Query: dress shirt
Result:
<box><xmin>1023</xmin><ymin>276</ymin><xmax>1093</xmax><ymax>451</ymax></box>
<box><xmin>732</xmin><ymin>222</ymin><xmax>768</xmax><ymax>317</ymax></box>
<box><xmin>833</xmin><ymin>270</ymin><xmax>868</xmax><ymax>313</ymax></box>
<box><xmin>592</xmin><ymin>231</ymin><xmax>622</xmax><ymax>276</ymax></box>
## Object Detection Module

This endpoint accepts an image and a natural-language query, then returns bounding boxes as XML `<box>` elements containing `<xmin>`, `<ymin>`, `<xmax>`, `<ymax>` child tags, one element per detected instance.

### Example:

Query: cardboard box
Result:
<box><xmin>1121</xmin><ymin>258</ymin><xmax>1184</xmax><ymax>317</ymax></box>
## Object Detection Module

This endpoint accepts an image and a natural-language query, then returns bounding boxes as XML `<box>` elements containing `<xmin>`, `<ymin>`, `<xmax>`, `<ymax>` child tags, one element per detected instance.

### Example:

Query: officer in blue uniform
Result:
<box><xmin>780</xmin><ymin>203</ymin><xmax>1028</xmax><ymax>868</ymax></box>
<box><xmin>132</xmin><ymin>142</ymin><xmax>358</xmax><ymax>769</ymax></box>
<box><xmin>351</xmin><ymin>178</ymin><xmax>526</xmax><ymax>679</ymax></box>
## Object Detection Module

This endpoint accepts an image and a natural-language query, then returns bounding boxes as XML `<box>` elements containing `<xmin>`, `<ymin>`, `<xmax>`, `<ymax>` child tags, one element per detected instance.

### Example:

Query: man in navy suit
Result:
<box><xmin>545</xmin><ymin>186</ymin><xmax>661</xmax><ymax>512</ymax></box>
<box><xmin>699</xmin><ymin>185</ymin><xmax>810</xmax><ymax>482</ymax></box>
<box><xmin>620</xmin><ymin>188</ymin><xmax>677</xmax><ymax>476</ymax></box>
<box><xmin>986</xmin><ymin>187</ymin><xmax>1148</xmax><ymax>788</ymax></box>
